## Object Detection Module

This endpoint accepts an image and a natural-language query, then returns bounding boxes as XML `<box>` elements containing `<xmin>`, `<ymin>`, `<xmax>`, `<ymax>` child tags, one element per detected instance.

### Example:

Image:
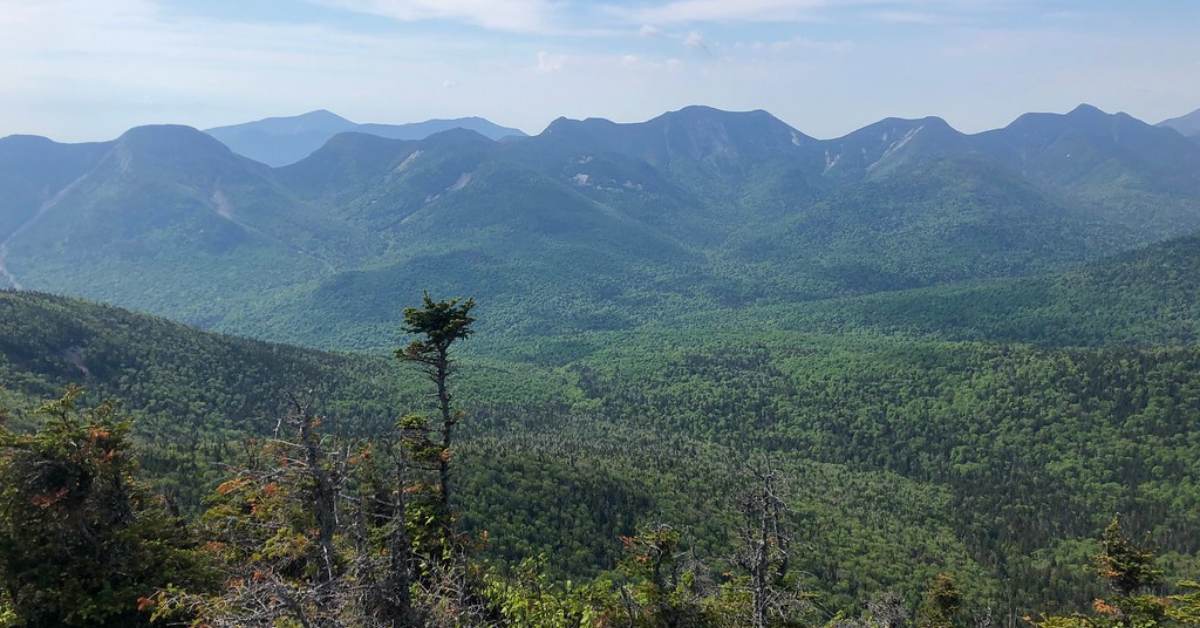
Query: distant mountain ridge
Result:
<box><xmin>1159</xmin><ymin>107</ymin><xmax>1200</xmax><ymax>143</ymax></box>
<box><xmin>2</xmin><ymin>103</ymin><xmax>1200</xmax><ymax>349</ymax></box>
<box><xmin>204</xmin><ymin>109</ymin><xmax>527</xmax><ymax>166</ymax></box>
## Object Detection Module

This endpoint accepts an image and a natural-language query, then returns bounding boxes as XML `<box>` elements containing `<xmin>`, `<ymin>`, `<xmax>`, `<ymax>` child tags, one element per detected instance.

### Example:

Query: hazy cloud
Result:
<box><xmin>628</xmin><ymin>0</ymin><xmax>831</xmax><ymax>24</ymax></box>
<box><xmin>314</xmin><ymin>0</ymin><xmax>556</xmax><ymax>32</ymax></box>
<box><xmin>683</xmin><ymin>31</ymin><xmax>706</xmax><ymax>49</ymax></box>
<box><xmin>536</xmin><ymin>50</ymin><xmax>567</xmax><ymax>73</ymax></box>
<box><xmin>766</xmin><ymin>36</ymin><xmax>855</xmax><ymax>54</ymax></box>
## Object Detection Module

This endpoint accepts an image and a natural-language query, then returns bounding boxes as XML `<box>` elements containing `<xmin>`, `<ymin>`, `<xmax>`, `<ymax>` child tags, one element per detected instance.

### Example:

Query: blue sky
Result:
<box><xmin>2</xmin><ymin>0</ymin><xmax>1198</xmax><ymax>141</ymax></box>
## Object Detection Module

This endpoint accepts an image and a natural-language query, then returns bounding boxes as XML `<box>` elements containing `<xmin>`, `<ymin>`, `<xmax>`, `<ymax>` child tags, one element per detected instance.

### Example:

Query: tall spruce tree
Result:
<box><xmin>397</xmin><ymin>293</ymin><xmax>476</xmax><ymax>509</ymax></box>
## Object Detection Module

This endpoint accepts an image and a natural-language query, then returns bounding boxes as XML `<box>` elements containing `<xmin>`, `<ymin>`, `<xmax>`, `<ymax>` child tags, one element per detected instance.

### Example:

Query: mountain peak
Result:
<box><xmin>540</xmin><ymin>116</ymin><xmax>614</xmax><ymax>138</ymax></box>
<box><xmin>1003</xmin><ymin>104</ymin><xmax>1124</xmax><ymax>136</ymax></box>
<box><xmin>109</xmin><ymin>124</ymin><xmax>252</xmax><ymax>176</ymax></box>
<box><xmin>118</xmin><ymin>124</ymin><xmax>229</xmax><ymax>150</ymax></box>
<box><xmin>0</xmin><ymin>134</ymin><xmax>58</xmax><ymax>149</ymax></box>
<box><xmin>1067</xmin><ymin>103</ymin><xmax>1107</xmax><ymax>117</ymax></box>
<box><xmin>833</xmin><ymin>115</ymin><xmax>962</xmax><ymax>144</ymax></box>
<box><xmin>207</xmin><ymin>110</ymin><xmax>357</xmax><ymax>137</ymax></box>
<box><xmin>655</xmin><ymin>105</ymin><xmax>782</xmax><ymax>124</ymax></box>
<box><xmin>297</xmin><ymin>109</ymin><xmax>353</xmax><ymax>123</ymax></box>
<box><xmin>417</xmin><ymin>127</ymin><xmax>496</xmax><ymax>148</ymax></box>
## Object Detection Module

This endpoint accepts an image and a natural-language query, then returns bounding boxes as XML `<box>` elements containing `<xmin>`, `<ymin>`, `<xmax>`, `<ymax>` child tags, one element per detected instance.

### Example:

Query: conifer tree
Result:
<box><xmin>1097</xmin><ymin>516</ymin><xmax>1162</xmax><ymax>598</ymax></box>
<box><xmin>0</xmin><ymin>388</ymin><xmax>209</xmax><ymax>627</ymax></box>
<box><xmin>1031</xmin><ymin>516</ymin><xmax>1179</xmax><ymax>628</ymax></box>
<box><xmin>397</xmin><ymin>293</ymin><xmax>476</xmax><ymax>510</ymax></box>
<box><xmin>917</xmin><ymin>573</ymin><xmax>961</xmax><ymax>628</ymax></box>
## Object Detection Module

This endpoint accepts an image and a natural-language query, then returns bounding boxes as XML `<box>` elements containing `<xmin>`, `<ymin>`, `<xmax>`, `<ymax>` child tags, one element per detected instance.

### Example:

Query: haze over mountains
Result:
<box><xmin>1</xmin><ymin>103</ymin><xmax>1199</xmax><ymax>350</ymax></box>
<box><xmin>204</xmin><ymin>109</ymin><xmax>527</xmax><ymax>166</ymax></box>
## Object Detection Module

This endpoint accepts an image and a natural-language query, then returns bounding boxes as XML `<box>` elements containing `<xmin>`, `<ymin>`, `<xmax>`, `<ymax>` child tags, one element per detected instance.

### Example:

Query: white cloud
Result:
<box><xmin>536</xmin><ymin>50</ymin><xmax>567</xmax><ymax>73</ymax></box>
<box><xmin>621</xmin><ymin>54</ymin><xmax>640</xmax><ymax>66</ymax></box>
<box><xmin>769</xmin><ymin>36</ymin><xmax>855</xmax><ymax>53</ymax></box>
<box><xmin>614</xmin><ymin>0</ymin><xmax>1028</xmax><ymax>26</ymax></box>
<box><xmin>629</xmin><ymin>0</ymin><xmax>831</xmax><ymax>24</ymax></box>
<box><xmin>314</xmin><ymin>0</ymin><xmax>555</xmax><ymax>33</ymax></box>
<box><xmin>869</xmin><ymin>10</ymin><xmax>949</xmax><ymax>25</ymax></box>
<box><xmin>683</xmin><ymin>31</ymin><xmax>706</xmax><ymax>48</ymax></box>
<box><xmin>639</xmin><ymin>24</ymin><xmax>662</xmax><ymax>37</ymax></box>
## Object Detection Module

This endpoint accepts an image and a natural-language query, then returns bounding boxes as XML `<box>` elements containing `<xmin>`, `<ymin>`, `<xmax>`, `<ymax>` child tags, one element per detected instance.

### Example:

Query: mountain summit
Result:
<box><xmin>205</xmin><ymin>110</ymin><xmax>526</xmax><ymax>166</ymax></box>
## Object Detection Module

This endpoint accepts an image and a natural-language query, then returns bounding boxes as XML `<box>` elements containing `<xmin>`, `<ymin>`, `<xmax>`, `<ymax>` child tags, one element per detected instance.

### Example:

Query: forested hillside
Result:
<box><xmin>6</xmin><ymin>279</ymin><xmax>1200</xmax><ymax>624</ymax></box>
<box><xmin>666</xmin><ymin>231</ymin><xmax>1200</xmax><ymax>349</ymax></box>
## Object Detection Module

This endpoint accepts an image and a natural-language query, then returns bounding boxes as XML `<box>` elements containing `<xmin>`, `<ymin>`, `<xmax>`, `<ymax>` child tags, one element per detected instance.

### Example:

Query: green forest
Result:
<box><xmin>4</xmin><ymin>284</ymin><xmax>1200</xmax><ymax>627</ymax></box>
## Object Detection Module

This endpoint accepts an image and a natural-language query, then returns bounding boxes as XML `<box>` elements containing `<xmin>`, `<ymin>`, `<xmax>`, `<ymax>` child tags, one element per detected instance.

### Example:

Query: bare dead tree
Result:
<box><xmin>289</xmin><ymin>394</ymin><xmax>342</xmax><ymax>597</ymax></box>
<box><xmin>733</xmin><ymin>458</ymin><xmax>808</xmax><ymax>628</ymax></box>
<box><xmin>352</xmin><ymin>437</ymin><xmax>419</xmax><ymax>627</ymax></box>
<box><xmin>866</xmin><ymin>591</ymin><xmax>910</xmax><ymax>628</ymax></box>
<box><xmin>158</xmin><ymin>395</ymin><xmax>364</xmax><ymax>627</ymax></box>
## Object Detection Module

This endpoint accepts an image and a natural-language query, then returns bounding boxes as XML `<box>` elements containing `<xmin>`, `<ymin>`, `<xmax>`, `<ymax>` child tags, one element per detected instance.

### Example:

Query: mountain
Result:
<box><xmin>1159</xmin><ymin>107</ymin><xmax>1200</xmax><ymax>141</ymax></box>
<box><xmin>204</xmin><ymin>109</ymin><xmax>527</xmax><ymax>166</ymax></box>
<box><xmin>974</xmin><ymin>104</ymin><xmax>1200</xmax><ymax>243</ymax></box>
<box><xmin>0</xmin><ymin>135</ymin><xmax>110</xmax><ymax>241</ymax></box>
<box><xmin>2</xmin><ymin>104</ymin><xmax>1200</xmax><ymax>349</ymax></box>
<box><xmin>0</xmin><ymin>125</ymin><xmax>375</xmax><ymax>326</ymax></box>
<box><xmin>815</xmin><ymin>115</ymin><xmax>968</xmax><ymax>180</ymax></box>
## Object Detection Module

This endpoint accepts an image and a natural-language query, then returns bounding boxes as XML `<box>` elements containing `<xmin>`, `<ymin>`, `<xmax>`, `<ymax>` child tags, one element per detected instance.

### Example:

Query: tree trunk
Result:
<box><xmin>385</xmin><ymin>454</ymin><xmax>414</xmax><ymax>625</ymax></box>
<box><xmin>299</xmin><ymin>412</ymin><xmax>338</xmax><ymax>589</ymax></box>
<box><xmin>435</xmin><ymin>349</ymin><xmax>453</xmax><ymax>508</ymax></box>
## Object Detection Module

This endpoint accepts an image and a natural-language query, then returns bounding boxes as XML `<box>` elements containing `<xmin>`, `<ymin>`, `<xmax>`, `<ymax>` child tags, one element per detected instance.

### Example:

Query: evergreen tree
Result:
<box><xmin>0</xmin><ymin>388</ymin><xmax>210</xmax><ymax>627</ymax></box>
<box><xmin>917</xmin><ymin>573</ymin><xmax>961</xmax><ymax>628</ymax></box>
<box><xmin>1097</xmin><ymin>516</ymin><xmax>1162</xmax><ymax>598</ymax></box>
<box><xmin>397</xmin><ymin>293</ymin><xmax>476</xmax><ymax>510</ymax></box>
<box><xmin>1030</xmin><ymin>517</ymin><xmax>1187</xmax><ymax>627</ymax></box>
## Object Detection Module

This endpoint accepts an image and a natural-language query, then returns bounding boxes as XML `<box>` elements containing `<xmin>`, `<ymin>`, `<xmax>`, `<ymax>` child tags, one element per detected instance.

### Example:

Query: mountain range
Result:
<box><xmin>203</xmin><ymin>109</ymin><xmax>526</xmax><ymax>166</ymax></box>
<box><xmin>1</xmin><ymin>103</ymin><xmax>1199</xmax><ymax>350</ymax></box>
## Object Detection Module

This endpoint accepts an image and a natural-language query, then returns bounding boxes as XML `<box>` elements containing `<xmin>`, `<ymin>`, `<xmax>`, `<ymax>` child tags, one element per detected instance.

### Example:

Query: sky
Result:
<box><xmin>1</xmin><ymin>0</ymin><xmax>1198</xmax><ymax>142</ymax></box>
